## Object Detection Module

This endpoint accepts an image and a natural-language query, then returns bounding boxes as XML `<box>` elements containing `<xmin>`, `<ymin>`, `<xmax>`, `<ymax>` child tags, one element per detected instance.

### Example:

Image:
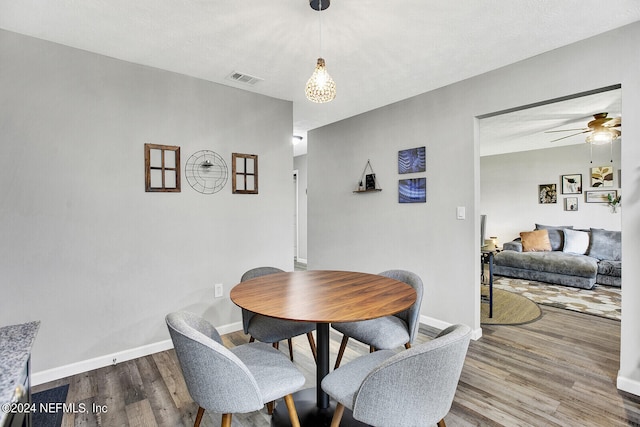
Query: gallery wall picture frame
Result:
<box><xmin>398</xmin><ymin>178</ymin><xmax>426</xmax><ymax>203</ymax></box>
<box><xmin>232</xmin><ymin>153</ymin><xmax>258</xmax><ymax>194</ymax></box>
<box><xmin>398</xmin><ymin>146</ymin><xmax>426</xmax><ymax>174</ymax></box>
<box><xmin>585</xmin><ymin>189</ymin><xmax>617</xmax><ymax>203</ymax></box>
<box><xmin>538</xmin><ymin>183</ymin><xmax>557</xmax><ymax>204</ymax></box>
<box><xmin>564</xmin><ymin>197</ymin><xmax>578</xmax><ymax>211</ymax></box>
<box><xmin>561</xmin><ymin>174</ymin><xmax>582</xmax><ymax>194</ymax></box>
<box><xmin>591</xmin><ymin>165</ymin><xmax>614</xmax><ymax>188</ymax></box>
<box><xmin>144</xmin><ymin>143</ymin><xmax>181</xmax><ymax>192</ymax></box>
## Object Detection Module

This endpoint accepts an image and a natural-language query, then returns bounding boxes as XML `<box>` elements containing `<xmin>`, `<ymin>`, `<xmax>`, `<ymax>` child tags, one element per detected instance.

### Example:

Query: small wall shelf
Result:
<box><xmin>353</xmin><ymin>189</ymin><xmax>382</xmax><ymax>194</ymax></box>
<box><xmin>354</xmin><ymin>159</ymin><xmax>382</xmax><ymax>193</ymax></box>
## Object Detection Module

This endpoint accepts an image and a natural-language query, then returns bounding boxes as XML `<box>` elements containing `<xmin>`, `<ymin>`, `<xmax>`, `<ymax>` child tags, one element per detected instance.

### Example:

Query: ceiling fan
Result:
<box><xmin>546</xmin><ymin>112</ymin><xmax>622</xmax><ymax>144</ymax></box>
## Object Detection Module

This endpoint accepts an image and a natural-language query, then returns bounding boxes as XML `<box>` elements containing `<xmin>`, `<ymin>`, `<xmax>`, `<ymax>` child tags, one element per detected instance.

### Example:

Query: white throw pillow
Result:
<box><xmin>563</xmin><ymin>229</ymin><xmax>590</xmax><ymax>255</ymax></box>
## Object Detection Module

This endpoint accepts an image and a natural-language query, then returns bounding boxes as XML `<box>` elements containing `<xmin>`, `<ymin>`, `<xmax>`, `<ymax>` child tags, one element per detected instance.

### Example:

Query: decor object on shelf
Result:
<box><xmin>232</xmin><ymin>153</ymin><xmax>258</xmax><ymax>194</ymax></box>
<box><xmin>354</xmin><ymin>159</ymin><xmax>381</xmax><ymax>193</ymax></box>
<box><xmin>398</xmin><ymin>146</ymin><xmax>426</xmax><ymax>174</ymax></box>
<box><xmin>185</xmin><ymin>150</ymin><xmax>228</xmax><ymax>194</ymax></box>
<box><xmin>585</xmin><ymin>189</ymin><xmax>617</xmax><ymax>203</ymax></box>
<box><xmin>564</xmin><ymin>197</ymin><xmax>578</xmax><ymax>211</ymax></box>
<box><xmin>144</xmin><ymin>143</ymin><xmax>181</xmax><ymax>192</ymax></box>
<box><xmin>399</xmin><ymin>178</ymin><xmax>426</xmax><ymax>203</ymax></box>
<box><xmin>561</xmin><ymin>174</ymin><xmax>582</xmax><ymax>194</ymax></box>
<box><xmin>591</xmin><ymin>166</ymin><xmax>614</xmax><ymax>187</ymax></box>
<box><xmin>538</xmin><ymin>184</ymin><xmax>557</xmax><ymax>204</ymax></box>
<box><xmin>607</xmin><ymin>193</ymin><xmax>621</xmax><ymax>213</ymax></box>
<box><xmin>305</xmin><ymin>0</ymin><xmax>336</xmax><ymax>103</ymax></box>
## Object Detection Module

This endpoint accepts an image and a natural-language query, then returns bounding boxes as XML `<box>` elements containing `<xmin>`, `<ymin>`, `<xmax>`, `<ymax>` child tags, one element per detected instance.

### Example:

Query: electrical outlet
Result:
<box><xmin>214</xmin><ymin>283</ymin><xmax>223</xmax><ymax>298</ymax></box>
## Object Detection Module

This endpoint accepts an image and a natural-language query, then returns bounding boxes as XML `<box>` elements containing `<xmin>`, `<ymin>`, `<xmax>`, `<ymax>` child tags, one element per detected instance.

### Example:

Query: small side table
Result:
<box><xmin>481</xmin><ymin>250</ymin><xmax>496</xmax><ymax>318</ymax></box>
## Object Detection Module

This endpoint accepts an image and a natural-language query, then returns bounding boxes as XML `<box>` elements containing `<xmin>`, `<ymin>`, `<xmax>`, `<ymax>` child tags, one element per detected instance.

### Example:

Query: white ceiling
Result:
<box><xmin>1</xmin><ymin>1</ymin><xmax>638</xmax><ymax>156</ymax></box>
<box><xmin>479</xmin><ymin>88</ymin><xmax>622</xmax><ymax>157</ymax></box>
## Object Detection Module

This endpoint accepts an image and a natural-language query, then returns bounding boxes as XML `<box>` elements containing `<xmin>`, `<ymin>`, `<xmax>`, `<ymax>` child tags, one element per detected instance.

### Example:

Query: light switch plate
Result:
<box><xmin>214</xmin><ymin>283</ymin><xmax>223</xmax><ymax>298</ymax></box>
<box><xmin>456</xmin><ymin>206</ymin><xmax>466</xmax><ymax>220</ymax></box>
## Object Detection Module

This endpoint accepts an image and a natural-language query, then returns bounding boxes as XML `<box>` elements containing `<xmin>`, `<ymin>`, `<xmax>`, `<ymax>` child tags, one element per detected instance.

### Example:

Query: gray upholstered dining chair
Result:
<box><xmin>321</xmin><ymin>324</ymin><xmax>471</xmax><ymax>427</ymax></box>
<box><xmin>332</xmin><ymin>269</ymin><xmax>424</xmax><ymax>368</ymax></box>
<box><xmin>166</xmin><ymin>311</ymin><xmax>305</xmax><ymax>427</ymax></box>
<box><xmin>241</xmin><ymin>267</ymin><xmax>317</xmax><ymax>362</ymax></box>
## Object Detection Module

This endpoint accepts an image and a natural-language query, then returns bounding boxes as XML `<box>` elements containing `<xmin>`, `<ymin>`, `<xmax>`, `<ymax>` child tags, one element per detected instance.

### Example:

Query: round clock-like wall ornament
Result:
<box><xmin>185</xmin><ymin>150</ymin><xmax>229</xmax><ymax>194</ymax></box>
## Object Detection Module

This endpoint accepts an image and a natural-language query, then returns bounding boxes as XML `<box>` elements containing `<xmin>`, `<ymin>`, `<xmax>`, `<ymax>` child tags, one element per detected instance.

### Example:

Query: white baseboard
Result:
<box><xmin>617</xmin><ymin>373</ymin><xmax>640</xmax><ymax>396</ymax></box>
<box><xmin>296</xmin><ymin>258</ymin><xmax>308</xmax><ymax>264</ymax></box>
<box><xmin>420</xmin><ymin>315</ymin><xmax>483</xmax><ymax>340</ymax></box>
<box><xmin>32</xmin><ymin>321</ymin><xmax>243</xmax><ymax>386</ymax></box>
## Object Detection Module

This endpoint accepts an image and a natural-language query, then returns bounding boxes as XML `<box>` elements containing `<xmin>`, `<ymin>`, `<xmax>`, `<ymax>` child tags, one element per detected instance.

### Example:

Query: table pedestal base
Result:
<box><xmin>271</xmin><ymin>388</ymin><xmax>369</xmax><ymax>427</ymax></box>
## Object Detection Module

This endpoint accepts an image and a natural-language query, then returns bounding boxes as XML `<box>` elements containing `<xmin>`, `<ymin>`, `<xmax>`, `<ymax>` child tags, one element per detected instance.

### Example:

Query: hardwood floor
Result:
<box><xmin>34</xmin><ymin>306</ymin><xmax>640</xmax><ymax>426</ymax></box>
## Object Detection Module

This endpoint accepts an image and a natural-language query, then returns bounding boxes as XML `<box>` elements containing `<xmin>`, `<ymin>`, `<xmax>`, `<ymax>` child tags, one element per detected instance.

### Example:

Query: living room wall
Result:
<box><xmin>481</xmin><ymin>142</ymin><xmax>622</xmax><ymax>244</ymax></box>
<box><xmin>308</xmin><ymin>22</ymin><xmax>640</xmax><ymax>395</ymax></box>
<box><xmin>0</xmin><ymin>29</ymin><xmax>294</xmax><ymax>379</ymax></box>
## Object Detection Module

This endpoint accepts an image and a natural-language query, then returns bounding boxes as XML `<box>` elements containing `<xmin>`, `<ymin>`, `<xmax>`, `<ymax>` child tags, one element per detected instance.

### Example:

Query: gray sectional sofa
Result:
<box><xmin>493</xmin><ymin>225</ymin><xmax>621</xmax><ymax>290</ymax></box>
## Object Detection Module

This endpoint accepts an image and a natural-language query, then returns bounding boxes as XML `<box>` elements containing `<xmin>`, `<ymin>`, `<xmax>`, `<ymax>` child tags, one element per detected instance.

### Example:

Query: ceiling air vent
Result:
<box><xmin>226</xmin><ymin>71</ymin><xmax>263</xmax><ymax>86</ymax></box>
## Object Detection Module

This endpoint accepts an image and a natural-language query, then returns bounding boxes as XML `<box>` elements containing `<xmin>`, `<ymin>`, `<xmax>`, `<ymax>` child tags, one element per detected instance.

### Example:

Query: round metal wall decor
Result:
<box><xmin>185</xmin><ymin>150</ymin><xmax>228</xmax><ymax>194</ymax></box>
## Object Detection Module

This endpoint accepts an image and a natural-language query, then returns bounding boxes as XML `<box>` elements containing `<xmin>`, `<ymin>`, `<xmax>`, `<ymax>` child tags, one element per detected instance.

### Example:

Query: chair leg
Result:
<box><xmin>266</xmin><ymin>401</ymin><xmax>275</xmax><ymax>415</ymax></box>
<box><xmin>249</xmin><ymin>336</ymin><xmax>255</xmax><ymax>343</ymax></box>
<box><xmin>437</xmin><ymin>418</ymin><xmax>447</xmax><ymax>427</ymax></box>
<box><xmin>273</xmin><ymin>341</ymin><xmax>280</xmax><ymax>350</ymax></box>
<box><xmin>194</xmin><ymin>406</ymin><xmax>205</xmax><ymax>427</ymax></box>
<box><xmin>405</xmin><ymin>342</ymin><xmax>411</xmax><ymax>350</ymax></box>
<box><xmin>307</xmin><ymin>332</ymin><xmax>318</xmax><ymax>363</ymax></box>
<box><xmin>284</xmin><ymin>394</ymin><xmax>301</xmax><ymax>427</ymax></box>
<box><xmin>288</xmin><ymin>338</ymin><xmax>294</xmax><ymax>361</ymax></box>
<box><xmin>370</xmin><ymin>346</ymin><xmax>375</xmax><ymax>353</ymax></box>
<box><xmin>221</xmin><ymin>413</ymin><xmax>232</xmax><ymax>427</ymax></box>
<box><xmin>334</xmin><ymin>335</ymin><xmax>349</xmax><ymax>369</ymax></box>
<box><xmin>330</xmin><ymin>403</ymin><xmax>345</xmax><ymax>427</ymax></box>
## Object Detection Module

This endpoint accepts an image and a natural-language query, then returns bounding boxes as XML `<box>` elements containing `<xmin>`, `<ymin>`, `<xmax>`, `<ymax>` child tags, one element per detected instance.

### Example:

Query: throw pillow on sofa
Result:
<box><xmin>535</xmin><ymin>224</ymin><xmax>573</xmax><ymax>251</ymax></box>
<box><xmin>520</xmin><ymin>229</ymin><xmax>552</xmax><ymax>252</ymax></box>
<box><xmin>588</xmin><ymin>228</ymin><xmax>622</xmax><ymax>260</ymax></box>
<box><xmin>562</xmin><ymin>229</ymin><xmax>590</xmax><ymax>255</ymax></box>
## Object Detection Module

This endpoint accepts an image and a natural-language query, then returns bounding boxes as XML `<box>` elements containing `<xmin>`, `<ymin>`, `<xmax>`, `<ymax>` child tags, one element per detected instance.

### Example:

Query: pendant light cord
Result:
<box><xmin>318</xmin><ymin>0</ymin><xmax>323</xmax><ymax>58</ymax></box>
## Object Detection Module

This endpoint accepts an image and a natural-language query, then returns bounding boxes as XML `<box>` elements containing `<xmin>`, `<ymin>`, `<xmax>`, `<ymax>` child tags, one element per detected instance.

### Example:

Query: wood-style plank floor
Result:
<box><xmin>34</xmin><ymin>306</ymin><xmax>640</xmax><ymax>426</ymax></box>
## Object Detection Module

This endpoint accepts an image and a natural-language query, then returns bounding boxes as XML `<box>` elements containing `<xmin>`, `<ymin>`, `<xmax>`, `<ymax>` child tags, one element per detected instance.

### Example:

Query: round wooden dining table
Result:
<box><xmin>230</xmin><ymin>270</ymin><xmax>417</xmax><ymax>427</ymax></box>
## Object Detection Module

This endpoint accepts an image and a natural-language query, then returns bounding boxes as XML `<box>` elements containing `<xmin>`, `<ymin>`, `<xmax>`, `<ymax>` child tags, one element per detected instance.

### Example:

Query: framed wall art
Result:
<box><xmin>398</xmin><ymin>146</ymin><xmax>426</xmax><ymax>174</ymax></box>
<box><xmin>564</xmin><ymin>197</ymin><xmax>578</xmax><ymax>211</ymax></box>
<box><xmin>585</xmin><ymin>189</ymin><xmax>617</xmax><ymax>203</ymax></box>
<box><xmin>398</xmin><ymin>178</ymin><xmax>426</xmax><ymax>203</ymax></box>
<box><xmin>591</xmin><ymin>166</ymin><xmax>614</xmax><ymax>187</ymax></box>
<box><xmin>538</xmin><ymin>184</ymin><xmax>557</xmax><ymax>204</ymax></box>
<box><xmin>561</xmin><ymin>174</ymin><xmax>582</xmax><ymax>194</ymax></box>
<box><xmin>232</xmin><ymin>153</ymin><xmax>258</xmax><ymax>194</ymax></box>
<box><xmin>144</xmin><ymin>143</ymin><xmax>181</xmax><ymax>192</ymax></box>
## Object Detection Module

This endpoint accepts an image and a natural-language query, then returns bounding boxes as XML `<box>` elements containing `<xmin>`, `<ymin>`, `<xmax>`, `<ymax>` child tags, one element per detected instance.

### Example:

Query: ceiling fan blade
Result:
<box><xmin>603</xmin><ymin>117</ymin><xmax>621</xmax><ymax>127</ymax></box>
<box><xmin>544</xmin><ymin>128</ymin><xmax>589</xmax><ymax>133</ymax></box>
<box><xmin>550</xmin><ymin>130</ymin><xmax>590</xmax><ymax>142</ymax></box>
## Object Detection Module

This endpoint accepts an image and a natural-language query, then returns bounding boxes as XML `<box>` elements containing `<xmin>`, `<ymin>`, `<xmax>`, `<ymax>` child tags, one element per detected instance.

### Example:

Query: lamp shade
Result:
<box><xmin>305</xmin><ymin>58</ymin><xmax>336</xmax><ymax>103</ymax></box>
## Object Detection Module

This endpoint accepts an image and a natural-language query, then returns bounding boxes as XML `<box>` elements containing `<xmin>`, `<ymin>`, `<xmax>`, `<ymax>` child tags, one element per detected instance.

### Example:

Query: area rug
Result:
<box><xmin>494</xmin><ymin>276</ymin><xmax>621</xmax><ymax>321</ymax></box>
<box><xmin>32</xmin><ymin>384</ymin><xmax>68</xmax><ymax>427</ymax></box>
<box><xmin>481</xmin><ymin>286</ymin><xmax>542</xmax><ymax>325</ymax></box>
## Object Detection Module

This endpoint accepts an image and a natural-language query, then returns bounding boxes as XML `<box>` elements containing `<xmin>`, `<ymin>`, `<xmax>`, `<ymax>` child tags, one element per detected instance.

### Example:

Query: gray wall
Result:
<box><xmin>0</xmin><ymin>30</ymin><xmax>294</xmax><ymax>376</ymax></box>
<box><xmin>294</xmin><ymin>155</ymin><xmax>308</xmax><ymax>261</ymax></box>
<box><xmin>308</xmin><ymin>22</ymin><xmax>640</xmax><ymax>394</ymax></box>
<box><xmin>481</xmin><ymin>143</ymin><xmax>622</xmax><ymax>243</ymax></box>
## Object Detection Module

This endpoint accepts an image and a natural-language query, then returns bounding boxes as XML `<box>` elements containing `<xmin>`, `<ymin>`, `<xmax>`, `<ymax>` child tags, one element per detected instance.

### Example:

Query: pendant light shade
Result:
<box><xmin>305</xmin><ymin>58</ymin><xmax>336</xmax><ymax>103</ymax></box>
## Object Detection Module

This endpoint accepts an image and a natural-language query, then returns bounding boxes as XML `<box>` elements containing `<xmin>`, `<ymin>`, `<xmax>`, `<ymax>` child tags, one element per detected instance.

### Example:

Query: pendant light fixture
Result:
<box><xmin>305</xmin><ymin>0</ymin><xmax>336</xmax><ymax>103</ymax></box>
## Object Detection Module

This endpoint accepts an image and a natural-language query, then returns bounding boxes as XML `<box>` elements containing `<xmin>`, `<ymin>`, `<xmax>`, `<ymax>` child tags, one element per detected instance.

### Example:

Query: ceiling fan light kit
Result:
<box><xmin>305</xmin><ymin>0</ymin><xmax>336</xmax><ymax>103</ymax></box>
